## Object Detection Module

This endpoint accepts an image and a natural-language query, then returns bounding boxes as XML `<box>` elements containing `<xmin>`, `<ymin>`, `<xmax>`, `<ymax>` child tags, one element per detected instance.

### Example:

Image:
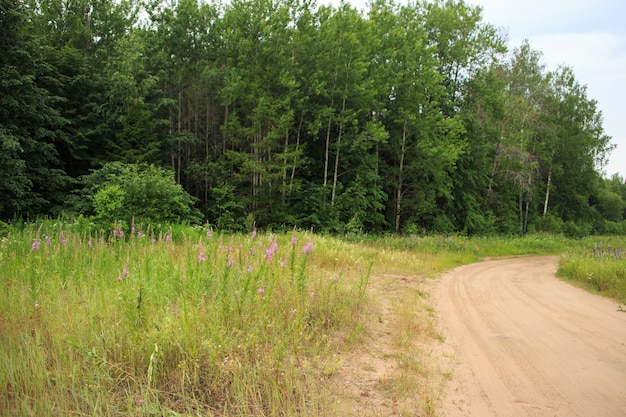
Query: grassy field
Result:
<box><xmin>1</xmin><ymin>221</ymin><xmax>624</xmax><ymax>416</ymax></box>
<box><xmin>556</xmin><ymin>236</ymin><xmax>626</xmax><ymax>304</ymax></box>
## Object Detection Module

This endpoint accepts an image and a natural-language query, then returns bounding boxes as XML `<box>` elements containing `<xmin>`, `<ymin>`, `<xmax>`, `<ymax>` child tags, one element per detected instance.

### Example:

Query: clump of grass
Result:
<box><xmin>0</xmin><ymin>224</ymin><xmax>372</xmax><ymax>416</ymax></box>
<box><xmin>557</xmin><ymin>238</ymin><xmax>626</xmax><ymax>304</ymax></box>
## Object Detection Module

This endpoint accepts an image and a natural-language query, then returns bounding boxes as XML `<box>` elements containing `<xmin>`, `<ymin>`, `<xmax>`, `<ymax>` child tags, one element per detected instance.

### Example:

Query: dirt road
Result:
<box><xmin>435</xmin><ymin>256</ymin><xmax>626</xmax><ymax>417</ymax></box>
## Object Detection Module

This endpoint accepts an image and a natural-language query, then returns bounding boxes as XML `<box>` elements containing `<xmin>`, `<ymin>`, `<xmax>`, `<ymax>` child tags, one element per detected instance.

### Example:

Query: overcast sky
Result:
<box><xmin>322</xmin><ymin>0</ymin><xmax>626</xmax><ymax>179</ymax></box>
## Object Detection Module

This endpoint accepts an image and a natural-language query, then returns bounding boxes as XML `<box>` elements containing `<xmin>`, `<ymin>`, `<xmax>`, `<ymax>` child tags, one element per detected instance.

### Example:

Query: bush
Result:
<box><xmin>81</xmin><ymin>162</ymin><xmax>203</xmax><ymax>227</ymax></box>
<box><xmin>536</xmin><ymin>212</ymin><xmax>564</xmax><ymax>234</ymax></box>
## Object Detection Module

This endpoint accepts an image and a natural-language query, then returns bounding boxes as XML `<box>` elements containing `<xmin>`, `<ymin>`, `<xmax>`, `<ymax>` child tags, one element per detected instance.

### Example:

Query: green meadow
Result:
<box><xmin>1</xmin><ymin>221</ymin><xmax>625</xmax><ymax>416</ymax></box>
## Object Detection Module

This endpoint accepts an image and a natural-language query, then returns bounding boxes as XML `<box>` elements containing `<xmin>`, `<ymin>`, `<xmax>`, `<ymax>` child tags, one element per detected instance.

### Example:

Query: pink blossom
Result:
<box><xmin>251</xmin><ymin>229</ymin><xmax>257</xmax><ymax>239</ymax></box>
<box><xmin>247</xmin><ymin>265</ymin><xmax>254</xmax><ymax>273</ymax></box>
<box><xmin>291</xmin><ymin>236</ymin><xmax>297</xmax><ymax>245</ymax></box>
<box><xmin>207</xmin><ymin>228</ymin><xmax>213</xmax><ymax>239</ymax></box>
<box><xmin>119</xmin><ymin>267</ymin><xmax>129</xmax><ymax>281</ymax></box>
<box><xmin>264</xmin><ymin>241</ymin><xmax>279</xmax><ymax>262</ymax></box>
<box><xmin>258</xmin><ymin>288</ymin><xmax>265</xmax><ymax>294</ymax></box>
<box><xmin>31</xmin><ymin>240</ymin><xmax>41</xmax><ymax>252</ymax></box>
<box><xmin>198</xmin><ymin>251</ymin><xmax>207</xmax><ymax>262</ymax></box>
<box><xmin>302</xmin><ymin>241</ymin><xmax>314</xmax><ymax>254</ymax></box>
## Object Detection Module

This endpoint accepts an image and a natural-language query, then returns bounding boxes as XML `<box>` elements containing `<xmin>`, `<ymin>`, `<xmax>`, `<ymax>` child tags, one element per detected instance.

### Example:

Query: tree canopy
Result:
<box><xmin>0</xmin><ymin>0</ymin><xmax>621</xmax><ymax>235</ymax></box>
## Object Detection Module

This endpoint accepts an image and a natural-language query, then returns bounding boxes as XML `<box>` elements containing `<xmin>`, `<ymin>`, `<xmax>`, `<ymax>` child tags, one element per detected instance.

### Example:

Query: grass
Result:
<box><xmin>556</xmin><ymin>236</ymin><xmax>626</xmax><ymax>304</ymax></box>
<box><xmin>0</xmin><ymin>223</ymin><xmax>371</xmax><ymax>416</ymax></box>
<box><xmin>2</xmin><ymin>223</ymin><xmax>625</xmax><ymax>416</ymax></box>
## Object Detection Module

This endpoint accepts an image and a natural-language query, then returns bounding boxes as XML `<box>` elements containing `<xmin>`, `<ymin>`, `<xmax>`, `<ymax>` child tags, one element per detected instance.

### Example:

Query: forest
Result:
<box><xmin>2</xmin><ymin>0</ymin><xmax>625</xmax><ymax>235</ymax></box>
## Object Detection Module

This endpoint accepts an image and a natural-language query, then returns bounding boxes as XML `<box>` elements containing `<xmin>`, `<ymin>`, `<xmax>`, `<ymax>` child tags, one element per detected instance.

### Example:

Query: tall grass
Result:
<box><xmin>0</xmin><ymin>223</ymin><xmax>371</xmax><ymax>416</ymax></box>
<box><xmin>557</xmin><ymin>237</ymin><xmax>626</xmax><ymax>304</ymax></box>
<box><xmin>3</xmin><ymin>223</ymin><xmax>623</xmax><ymax>416</ymax></box>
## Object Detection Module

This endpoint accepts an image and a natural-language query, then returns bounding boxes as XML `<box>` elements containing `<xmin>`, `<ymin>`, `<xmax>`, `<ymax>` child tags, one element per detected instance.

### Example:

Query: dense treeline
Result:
<box><xmin>1</xmin><ymin>0</ymin><xmax>624</xmax><ymax>234</ymax></box>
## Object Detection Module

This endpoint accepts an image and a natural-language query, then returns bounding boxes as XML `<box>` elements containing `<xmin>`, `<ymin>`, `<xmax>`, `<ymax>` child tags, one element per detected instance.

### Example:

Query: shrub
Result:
<box><xmin>81</xmin><ymin>162</ymin><xmax>203</xmax><ymax>227</ymax></box>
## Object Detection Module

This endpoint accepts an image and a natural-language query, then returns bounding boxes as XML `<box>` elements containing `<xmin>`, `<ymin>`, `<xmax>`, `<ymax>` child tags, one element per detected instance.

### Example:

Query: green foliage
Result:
<box><xmin>209</xmin><ymin>183</ymin><xmax>244</xmax><ymax>231</ymax></box>
<box><xmin>1</xmin><ymin>0</ymin><xmax>618</xmax><ymax>235</ymax></box>
<box><xmin>0</xmin><ymin>224</ymin><xmax>371</xmax><ymax>416</ymax></box>
<box><xmin>558</xmin><ymin>238</ymin><xmax>626</xmax><ymax>303</ymax></box>
<box><xmin>82</xmin><ymin>162</ymin><xmax>202</xmax><ymax>226</ymax></box>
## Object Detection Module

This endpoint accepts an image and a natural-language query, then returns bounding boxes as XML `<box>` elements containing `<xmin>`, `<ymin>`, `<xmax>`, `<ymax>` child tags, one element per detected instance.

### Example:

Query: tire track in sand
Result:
<box><xmin>435</xmin><ymin>256</ymin><xmax>626</xmax><ymax>417</ymax></box>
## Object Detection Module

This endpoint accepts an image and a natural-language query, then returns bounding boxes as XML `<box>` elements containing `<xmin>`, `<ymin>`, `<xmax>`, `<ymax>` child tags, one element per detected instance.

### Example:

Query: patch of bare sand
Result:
<box><xmin>433</xmin><ymin>256</ymin><xmax>626</xmax><ymax>417</ymax></box>
<box><xmin>328</xmin><ymin>274</ymin><xmax>450</xmax><ymax>416</ymax></box>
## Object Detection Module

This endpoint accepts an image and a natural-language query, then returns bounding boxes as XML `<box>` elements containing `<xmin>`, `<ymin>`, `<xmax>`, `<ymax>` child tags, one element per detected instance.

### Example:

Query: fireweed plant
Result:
<box><xmin>0</xmin><ymin>223</ymin><xmax>372</xmax><ymax>416</ymax></box>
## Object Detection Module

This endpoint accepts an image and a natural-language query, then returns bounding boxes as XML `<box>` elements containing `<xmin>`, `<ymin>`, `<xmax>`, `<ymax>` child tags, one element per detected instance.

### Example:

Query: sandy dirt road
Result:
<box><xmin>435</xmin><ymin>256</ymin><xmax>626</xmax><ymax>417</ymax></box>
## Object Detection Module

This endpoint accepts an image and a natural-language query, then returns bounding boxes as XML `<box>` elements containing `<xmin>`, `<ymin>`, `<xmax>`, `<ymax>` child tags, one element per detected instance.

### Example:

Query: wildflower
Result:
<box><xmin>119</xmin><ymin>229</ymin><xmax>124</xmax><ymax>238</ymax></box>
<box><xmin>207</xmin><ymin>228</ymin><xmax>213</xmax><ymax>239</ymax></box>
<box><xmin>264</xmin><ymin>241</ymin><xmax>279</xmax><ymax>262</ymax></box>
<box><xmin>137</xmin><ymin>231</ymin><xmax>143</xmax><ymax>239</ymax></box>
<box><xmin>31</xmin><ymin>240</ymin><xmax>41</xmax><ymax>252</ymax></box>
<box><xmin>113</xmin><ymin>229</ymin><xmax>119</xmax><ymax>238</ymax></box>
<box><xmin>251</xmin><ymin>229</ymin><xmax>257</xmax><ymax>239</ymax></box>
<box><xmin>88</xmin><ymin>239</ymin><xmax>93</xmax><ymax>247</ymax></box>
<box><xmin>227</xmin><ymin>258</ymin><xmax>235</xmax><ymax>268</ymax></box>
<box><xmin>119</xmin><ymin>267</ymin><xmax>129</xmax><ymax>281</ymax></box>
<box><xmin>198</xmin><ymin>251</ymin><xmax>207</xmax><ymax>262</ymax></box>
<box><xmin>302</xmin><ymin>241</ymin><xmax>314</xmax><ymax>254</ymax></box>
<box><xmin>247</xmin><ymin>265</ymin><xmax>254</xmax><ymax>273</ymax></box>
<box><xmin>280</xmin><ymin>260</ymin><xmax>285</xmax><ymax>267</ymax></box>
<box><xmin>258</xmin><ymin>288</ymin><xmax>265</xmax><ymax>294</ymax></box>
<box><xmin>59</xmin><ymin>233</ymin><xmax>67</xmax><ymax>245</ymax></box>
<box><xmin>165</xmin><ymin>232</ymin><xmax>171</xmax><ymax>243</ymax></box>
<box><xmin>291</xmin><ymin>236</ymin><xmax>297</xmax><ymax>245</ymax></box>
<box><xmin>45</xmin><ymin>236</ymin><xmax>51</xmax><ymax>246</ymax></box>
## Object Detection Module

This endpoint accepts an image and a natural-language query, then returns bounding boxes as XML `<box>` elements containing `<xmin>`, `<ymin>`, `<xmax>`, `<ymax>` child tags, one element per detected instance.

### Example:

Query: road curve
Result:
<box><xmin>435</xmin><ymin>256</ymin><xmax>626</xmax><ymax>417</ymax></box>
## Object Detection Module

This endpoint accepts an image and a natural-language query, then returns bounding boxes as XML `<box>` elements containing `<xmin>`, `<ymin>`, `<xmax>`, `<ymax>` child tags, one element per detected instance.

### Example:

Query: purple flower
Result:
<box><xmin>119</xmin><ymin>229</ymin><xmax>124</xmax><ymax>238</ymax></box>
<box><xmin>119</xmin><ymin>267</ymin><xmax>129</xmax><ymax>281</ymax></box>
<box><xmin>247</xmin><ymin>265</ymin><xmax>254</xmax><ymax>273</ymax></box>
<box><xmin>251</xmin><ymin>229</ymin><xmax>257</xmax><ymax>239</ymax></box>
<box><xmin>280</xmin><ymin>260</ymin><xmax>285</xmax><ymax>267</ymax></box>
<box><xmin>257</xmin><ymin>287</ymin><xmax>265</xmax><ymax>294</ymax></box>
<box><xmin>264</xmin><ymin>241</ymin><xmax>279</xmax><ymax>262</ymax></box>
<box><xmin>31</xmin><ymin>240</ymin><xmax>41</xmax><ymax>252</ymax></box>
<box><xmin>198</xmin><ymin>251</ymin><xmax>207</xmax><ymax>262</ymax></box>
<box><xmin>207</xmin><ymin>228</ymin><xmax>213</xmax><ymax>239</ymax></box>
<box><xmin>227</xmin><ymin>258</ymin><xmax>235</xmax><ymax>268</ymax></box>
<box><xmin>165</xmin><ymin>233</ymin><xmax>171</xmax><ymax>243</ymax></box>
<box><xmin>302</xmin><ymin>241</ymin><xmax>314</xmax><ymax>254</ymax></box>
<box><xmin>45</xmin><ymin>236</ymin><xmax>51</xmax><ymax>246</ymax></box>
<box><xmin>137</xmin><ymin>231</ymin><xmax>143</xmax><ymax>238</ymax></box>
<box><xmin>88</xmin><ymin>239</ymin><xmax>93</xmax><ymax>247</ymax></box>
<box><xmin>59</xmin><ymin>234</ymin><xmax>67</xmax><ymax>245</ymax></box>
<box><xmin>291</xmin><ymin>236</ymin><xmax>297</xmax><ymax>246</ymax></box>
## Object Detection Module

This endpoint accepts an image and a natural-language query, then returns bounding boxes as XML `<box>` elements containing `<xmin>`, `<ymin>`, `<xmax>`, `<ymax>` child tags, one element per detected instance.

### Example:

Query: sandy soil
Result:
<box><xmin>434</xmin><ymin>256</ymin><xmax>626</xmax><ymax>417</ymax></box>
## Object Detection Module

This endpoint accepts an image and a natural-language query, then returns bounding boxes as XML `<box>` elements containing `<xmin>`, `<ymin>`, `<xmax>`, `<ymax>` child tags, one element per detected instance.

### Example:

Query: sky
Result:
<box><xmin>322</xmin><ymin>0</ymin><xmax>626</xmax><ymax>179</ymax></box>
